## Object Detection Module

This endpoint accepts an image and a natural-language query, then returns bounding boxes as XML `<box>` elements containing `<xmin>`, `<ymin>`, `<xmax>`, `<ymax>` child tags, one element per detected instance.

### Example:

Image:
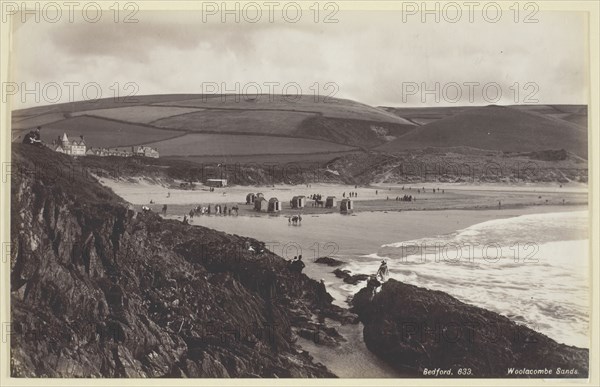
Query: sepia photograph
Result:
<box><xmin>1</xmin><ymin>0</ymin><xmax>598</xmax><ymax>383</ymax></box>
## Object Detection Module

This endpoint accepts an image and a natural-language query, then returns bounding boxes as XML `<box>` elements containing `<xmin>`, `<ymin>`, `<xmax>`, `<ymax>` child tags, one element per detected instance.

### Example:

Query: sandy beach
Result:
<box><xmin>101</xmin><ymin>177</ymin><xmax>589</xmax><ymax>378</ymax></box>
<box><xmin>101</xmin><ymin>177</ymin><xmax>588</xmax><ymax>217</ymax></box>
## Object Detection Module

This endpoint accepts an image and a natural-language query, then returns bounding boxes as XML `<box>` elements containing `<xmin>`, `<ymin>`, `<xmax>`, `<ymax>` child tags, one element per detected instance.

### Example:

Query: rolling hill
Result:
<box><xmin>11</xmin><ymin>96</ymin><xmax>587</xmax><ymax>163</ymax></box>
<box><xmin>378</xmin><ymin>105</ymin><xmax>588</xmax><ymax>157</ymax></box>
<box><xmin>11</xmin><ymin>94</ymin><xmax>415</xmax><ymax>159</ymax></box>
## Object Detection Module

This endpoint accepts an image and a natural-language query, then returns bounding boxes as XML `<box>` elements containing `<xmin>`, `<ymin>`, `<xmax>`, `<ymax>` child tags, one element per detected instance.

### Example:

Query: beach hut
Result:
<box><xmin>246</xmin><ymin>193</ymin><xmax>256</xmax><ymax>204</ymax></box>
<box><xmin>325</xmin><ymin>196</ymin><xmax>337</xmax><ymax>208</ymax></box>
<box><xmin>340</xmin><ymin>199</ymin><xmax>353</xmax><ymax>214</ymax></box>
<box><xmin>291</xmin><ymin>195</ymin><xmax>305</xmax><ymax>209</ymax></box>
<box><xmin>254</xmin><ymin>197</ymin><xmax>268</xmax><ymax>212</ymax></box>
<box><xmin>215</xmin><ymin>204</ymin><xmax>222</xmax><ymax>214</ymax></box>
<box><xmin>206</xmin><ymin>178</ymin><xmax>227</xmax><ymax>187</ymax></box>
<box><xmin>268</xmin><ymin>197</ymin><xmax>281</xmax><ymax>212</ymax></box>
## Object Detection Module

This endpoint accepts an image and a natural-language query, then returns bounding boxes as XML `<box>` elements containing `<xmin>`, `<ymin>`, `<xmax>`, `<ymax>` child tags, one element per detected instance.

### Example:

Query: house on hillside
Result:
<box><xmin>51</xmin><ymin>133</ymin><xmax>87</xmax><ymax>156</ymax></box>
<box><xmin>268</xmin><ymin>198</ymin><xmax>281</xmax><ymax>212</ymax></box>
<box><xmin>254</xmin><ymin>197</ymin><xmax>268</xmax><ymax>212</ymax></box>
<box><xmin>133</xmin><ymin>146</ymin><xmax>160</xmax><ymax>158</ymax></box>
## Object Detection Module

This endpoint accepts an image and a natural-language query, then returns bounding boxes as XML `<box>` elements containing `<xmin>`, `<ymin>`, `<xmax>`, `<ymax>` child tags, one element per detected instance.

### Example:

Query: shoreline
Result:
<box><xmin>101</xmin><ymin>178</ymin><xmax>589</xmax><ymax>377</ymax></box>
<box><xmin>99</xmin><ymin>178</ymin><xmax>588</xmax><ymax>218</ymax></box>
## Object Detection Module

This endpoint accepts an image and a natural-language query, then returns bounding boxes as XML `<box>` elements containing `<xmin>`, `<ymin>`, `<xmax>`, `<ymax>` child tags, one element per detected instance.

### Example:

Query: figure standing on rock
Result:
<box><xmin>376</xmin><ymin>260</ymin><xmax>389</xmax><ymax>283</ymax></box>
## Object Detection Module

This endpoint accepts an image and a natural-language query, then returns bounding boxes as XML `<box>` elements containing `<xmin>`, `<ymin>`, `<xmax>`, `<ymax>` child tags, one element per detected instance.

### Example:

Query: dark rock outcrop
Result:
<box><xmin>314</xmin><ymin>257</ymin><xmax>344</xmax><ymax>267</ymax></box>
<box><xmin>332</xmin><ymin>269</ymin><xmax>370</xmax><ymax>285</ymax></box>
<box><xmin>351</xmin><ymin>279</ymin><xmax>588</xmax><ymax>378</ymax></box>
<box><xmin>10</xmin><ymin>145</ymin><xmax>346</xmax><ymax>378</ymax></box>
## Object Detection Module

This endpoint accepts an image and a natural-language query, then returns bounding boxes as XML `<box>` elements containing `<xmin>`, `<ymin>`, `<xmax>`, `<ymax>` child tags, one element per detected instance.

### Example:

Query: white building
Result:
<box><xmin>52</xmin><ymin>133</ymin><xmax>87</xmax><ymax>156</ymax></box>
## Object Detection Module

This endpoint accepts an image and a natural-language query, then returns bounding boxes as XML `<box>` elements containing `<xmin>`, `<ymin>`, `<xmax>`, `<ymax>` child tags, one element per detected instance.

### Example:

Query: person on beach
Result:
<box><xmin>376</xmin><ymin>260</ymin><xmax>389</xmax><ymax>282</ymax></box>
<box><xmin>162</xmin><ymin>204</ymin><xmax>168</xmax><ymax>215</ymax></box>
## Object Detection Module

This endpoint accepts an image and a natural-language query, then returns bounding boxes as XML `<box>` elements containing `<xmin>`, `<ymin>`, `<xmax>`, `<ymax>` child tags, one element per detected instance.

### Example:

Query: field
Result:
<box><xmin>72</xmin><ymin>105</ymin><xmax>204</xmax><ymax>124</ymax></box>
<box><xmin>142</xmin><ymin>133</ymin><xmax>358</xmax><ymax>156</ymax></box>
<box><xmin>154</xmin><ymin>94</ymin><xmax>412</xmax><ymax>124</ymax></box>
<box><xmin>39</xmin><ymin>116</ymin><xmax>184</xmax><ymax>148</ymax></box>
<box><xmin>11</xmin><ymin>95</ymin><xmax>587</xmax><ymax>164</ymax></box>
<box><xmin>382</xmin><ymin>104</ymin><xmax>588</xmax><ymax>129</ymax></box>
<box><xmin>378</xmin><ymin>105</ymin><xmax>588</xmax><ymax>157</ymax></box>
<box><xmin>152</xmin><ymin>109</ymin><xmax>316</xmax><ymax>134</ymax></box>
<box><xmin>166</xmin><ymin>150</ymin><xmax>362</xmax><ymax>165</ymax></box>
<box><xmin>11</xmin><ymin>112</ymin><xmax>68</xmax><ymax>130</ymax></box>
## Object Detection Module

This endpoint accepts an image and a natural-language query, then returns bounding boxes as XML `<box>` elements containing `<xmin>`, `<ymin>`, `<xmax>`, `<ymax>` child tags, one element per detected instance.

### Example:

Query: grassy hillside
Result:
<box><xmin>17</xmin><ymin>116</ymin><xmax>184</xmax><ymax>148</ymax></box>
<box><xmin>378</xmin><ymin>105</ymin><xmax>588</xmax><ymax>157</ymax></box>
<box><xmin>381</xmin><ymin>104</ymin><xmax>587</xmax><ymax>129</ymax></box>
<box><xmin>12</xmin><ymin>97</ymin><xmax>587</xmax><ymax>161</ymax></box>
<box><xmin>143</xmin><ymin>133</ymin><xmax>357</xmax><ymax>157</ymax></box>
<box><xmin>12</xmin><ymin>94</ymin><xmax>411</xmax><ymax>158</ymax></box>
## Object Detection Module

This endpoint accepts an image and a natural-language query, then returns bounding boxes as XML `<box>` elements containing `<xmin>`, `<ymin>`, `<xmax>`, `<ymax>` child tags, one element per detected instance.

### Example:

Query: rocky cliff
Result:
<box><xmin>351</xmin><ymin>279</ymin><xmax>588</xmax><ymax>378</ymax></box>
<box><xmin>10</xmin><ymin>145</ymin><xmax>349</xmax><ymax>377</ymax></box>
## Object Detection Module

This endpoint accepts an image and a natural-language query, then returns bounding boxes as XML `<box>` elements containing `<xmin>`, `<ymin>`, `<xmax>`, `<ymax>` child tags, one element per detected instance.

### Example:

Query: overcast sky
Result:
<box><xmin>10</xmin><ymin>9</ymin><xmax>588</xmax><ymax>109</ymax></box>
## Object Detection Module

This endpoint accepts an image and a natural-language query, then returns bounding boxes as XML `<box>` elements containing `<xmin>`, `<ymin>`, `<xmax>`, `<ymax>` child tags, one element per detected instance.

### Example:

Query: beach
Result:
<box><xmin>101</xmin><ymin>178</ymin><xmax>588</xmax><ymax>216</ymax></box>
<box><xmin>102</xmin><ymin>178</ymin><xmax>590</xmax><ymax>377</ymax></box>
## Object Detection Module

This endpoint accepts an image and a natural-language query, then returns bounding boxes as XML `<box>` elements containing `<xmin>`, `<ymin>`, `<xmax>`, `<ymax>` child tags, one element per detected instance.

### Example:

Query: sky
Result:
<box><xmin>8</xmin><ymin>8</ymin><xmax>589</xmax><ymax>109</ymax></box>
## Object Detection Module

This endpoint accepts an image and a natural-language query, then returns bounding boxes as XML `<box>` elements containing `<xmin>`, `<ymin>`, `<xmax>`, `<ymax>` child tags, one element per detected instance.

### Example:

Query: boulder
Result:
<box><xmin>352</xmin><ymin>279</ymin><xmax>588</xmax><ymax>378</ymax></box>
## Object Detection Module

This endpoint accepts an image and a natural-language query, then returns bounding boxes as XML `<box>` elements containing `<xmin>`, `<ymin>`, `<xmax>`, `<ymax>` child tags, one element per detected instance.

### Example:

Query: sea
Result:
<box><xmin>188</xmin><ymin>207</ymin><xmax>589</xmax><ymax>375</ymax></box>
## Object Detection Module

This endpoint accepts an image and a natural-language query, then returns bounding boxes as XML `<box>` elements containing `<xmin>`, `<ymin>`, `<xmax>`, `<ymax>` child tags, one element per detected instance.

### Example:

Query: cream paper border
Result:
<box><xmin>0</xmin><ymin>1</ymin><xmax>598</xmax><ymax>386</ymax></box>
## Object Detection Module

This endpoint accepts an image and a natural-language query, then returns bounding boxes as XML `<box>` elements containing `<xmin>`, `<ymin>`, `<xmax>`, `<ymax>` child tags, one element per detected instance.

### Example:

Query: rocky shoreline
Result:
<box><xmin>350</xmin><ymin>278</ymin><xmax>589</xmax><ymax>378</ymax></box>
<box><xmin>10</xmin><ymin>145</ymin><xmax>355</xmax><ymax>377</ymax></box>
<box><xmin>11</xmin><ymin>144</ymin><xmax>589</xmax><ymax>379</ymax></box>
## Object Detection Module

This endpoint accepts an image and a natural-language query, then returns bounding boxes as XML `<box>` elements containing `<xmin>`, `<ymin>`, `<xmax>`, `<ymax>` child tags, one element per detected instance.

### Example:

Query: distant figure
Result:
<box><xmin>162</xmin><ymin>204</ymin><xmax>168</xmax><ymax>215</ymax></box>
<box><xmin>167</xmin><ymin>192</ymin><xmax>171</xmax><ymax>198</ymax></box>
<box><xmin>376</xmin><ymin>190</ymin><xmax>378</xmax><ymax>195</ymax></box>
<box><xmin>182</xmin><ymin>215</ymin><xmax>189</xmax><ymax>225</ymax></box>
<box><xmin>376</xmin><ymin>260</ymin><xmax>389</xmax><ymax>282</ymax></box>
<box><xmin>149</xmin><ymin>199</ymin><xmax>154</xmax><ymax>204</ymax></box>
<box><xmin>289</xmin><ymin>255</ymin><xmax>305</xmax><ymax>273</ymax></box>
<box><xmin>23</xmin><ymin>127</ymin><xmax>43</xmax><ymax>146</ymax></box>
<box><xmin>343</xmin><ymin>192</ymin><xmax>346</xmax><ymax>198</ymax></box>
<box><xmin>562</xmin><ymin>199</ymin><xmax>565</xmax><ymax>205</ymax></box>
<box><xmin>498</xmin><ymin>200</ymin><xmax>501</xmax><ymax>209</ymax></box>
